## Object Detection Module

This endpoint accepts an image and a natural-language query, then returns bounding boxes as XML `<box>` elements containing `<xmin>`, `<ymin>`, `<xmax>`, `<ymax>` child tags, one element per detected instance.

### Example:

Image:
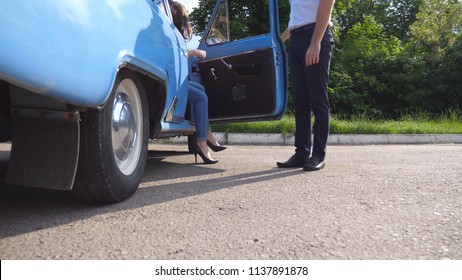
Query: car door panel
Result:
<box><xmin>198</xmin><ymin>48</ymin><xmax>276</xmax><ymax>119</ymax></box>
<box><xmin>194</xmin><ymin>0</ymin><xmax>287</xmax><ymax>123</ymax></box>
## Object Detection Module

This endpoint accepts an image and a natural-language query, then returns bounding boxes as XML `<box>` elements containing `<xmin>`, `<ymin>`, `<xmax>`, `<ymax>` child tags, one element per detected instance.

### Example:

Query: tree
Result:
<box><xmin>386</xmin><ymin>0</ymin><xmax>423</xmax><ymax>41</ymax></box>
<box><xmin>402</xmin><ymin>0</ymin><xmax>462</xmax><ymax>113</ymax></box>
<box><xmin>333</xmin><ymin>0</ymin><xmax>423</xmax><ymax>42</ymax></box>
<box><xmin>331</xmin><ymin>15</ymin><xmax>403</xmax><ymax>117</ymax></box>
<box><xmin>189</xmin><ymin>0</ymin><xmax>216</xmax><ymax>35</ymax></box>
<box><xmin>410</xmin><ymin>0</ymin><xmax>462</xmax><ymax>61</ymax></box>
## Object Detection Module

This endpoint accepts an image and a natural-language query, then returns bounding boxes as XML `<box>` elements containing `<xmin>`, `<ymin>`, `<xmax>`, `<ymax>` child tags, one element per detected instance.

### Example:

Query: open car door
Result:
<box><xmin>190</xmin><ymin>0</ymin><xmax>287</xmax><ymax>123</ymax></box>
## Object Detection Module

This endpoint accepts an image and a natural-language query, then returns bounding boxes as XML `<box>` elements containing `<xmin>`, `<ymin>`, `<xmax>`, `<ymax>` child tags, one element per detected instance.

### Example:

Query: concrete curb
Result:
<box><xmin>156</xmin><ymin>133</ymin><xmax>462</xmax><ymax>145</ymax></box>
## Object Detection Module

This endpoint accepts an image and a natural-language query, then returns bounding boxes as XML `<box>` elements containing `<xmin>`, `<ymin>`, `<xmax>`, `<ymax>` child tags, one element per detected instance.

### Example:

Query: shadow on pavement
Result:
<box><xmin>0</xmin><ymin>149</ymin><xmax>301</xmax><ymax>239</ymax></box>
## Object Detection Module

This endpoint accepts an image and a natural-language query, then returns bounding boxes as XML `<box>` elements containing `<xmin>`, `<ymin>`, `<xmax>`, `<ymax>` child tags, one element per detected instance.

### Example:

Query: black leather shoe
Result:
<box><xmin>303</xmin><ymin>157</ymin><xmax>325</xmax><ymax>171</ymax></box>
<box><xmin>277</xmin><ymin>154</ymin><xmax>307</xmax><ymax>168</ymax></box>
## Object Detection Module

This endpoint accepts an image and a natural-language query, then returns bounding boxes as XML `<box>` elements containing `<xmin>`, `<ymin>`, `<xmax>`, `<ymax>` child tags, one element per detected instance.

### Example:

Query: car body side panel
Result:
<box><xmin>0</xmin><ymin>0</ymin><xmax>189</xmax><ymax>113</ymax></box>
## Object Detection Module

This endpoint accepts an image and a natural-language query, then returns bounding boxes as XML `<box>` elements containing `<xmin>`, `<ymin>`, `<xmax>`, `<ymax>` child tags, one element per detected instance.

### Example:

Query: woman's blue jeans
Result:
<box><xmin>188</xmin><ymin>81</ymin><xmax>209</xmax><ymax>141</ymax></box>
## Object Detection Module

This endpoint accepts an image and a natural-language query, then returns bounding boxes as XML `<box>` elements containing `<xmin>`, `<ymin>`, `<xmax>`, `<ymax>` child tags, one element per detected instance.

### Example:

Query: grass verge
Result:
<box><xmin>212</xmin><ymin>111</ymin><xmax>462</xmax><ymax>135</ymax></box>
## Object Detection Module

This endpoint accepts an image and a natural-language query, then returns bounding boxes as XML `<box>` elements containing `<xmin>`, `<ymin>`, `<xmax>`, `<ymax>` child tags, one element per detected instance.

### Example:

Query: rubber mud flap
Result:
<box><xmin>5</xmin><ymin>114</ymin><xmax>79</xmax><ymax>191</ymax></box>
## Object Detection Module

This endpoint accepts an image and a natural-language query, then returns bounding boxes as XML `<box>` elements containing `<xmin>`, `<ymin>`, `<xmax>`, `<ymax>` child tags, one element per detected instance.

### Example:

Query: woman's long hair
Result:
<box><xmin>169</xmin><ymin>1</ymin><xmax>192</xmax><ymax>41</ymax></box>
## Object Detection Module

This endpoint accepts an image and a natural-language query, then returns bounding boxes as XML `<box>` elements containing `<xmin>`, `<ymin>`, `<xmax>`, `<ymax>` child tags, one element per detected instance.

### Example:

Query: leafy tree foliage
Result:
<box><xmin>333</xmin><ymin>0</ymin><xmax>423</xmax><ymax>41</ymax></box>
<box><xmin>401</xmin><ymin>0</ymin><xmax>462</xmax><ymax>113</ymax></box>
<box><xmin>189</xmin><ymin>0</ymin><xmax>215</xmax><ymax>35</ymax></box>
<box><xmin>331</xmin><ymin>15</ymin><xmax>403</xmax><ymax>117</ymax></box>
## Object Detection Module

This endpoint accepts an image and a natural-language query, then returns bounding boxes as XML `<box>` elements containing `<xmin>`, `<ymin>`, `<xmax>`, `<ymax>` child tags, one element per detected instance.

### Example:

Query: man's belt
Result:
<box><xmin>290</xmin><ymin>23</ymin><xmax>316</xmax><ymax>36</ymax></box>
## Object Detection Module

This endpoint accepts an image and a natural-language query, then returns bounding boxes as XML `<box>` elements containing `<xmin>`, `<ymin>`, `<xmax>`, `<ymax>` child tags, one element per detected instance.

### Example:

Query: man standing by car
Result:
<box><xmin>277</xmin><ymin>0</ymin><xmax>335</xmax><ymax>171</ymax></box>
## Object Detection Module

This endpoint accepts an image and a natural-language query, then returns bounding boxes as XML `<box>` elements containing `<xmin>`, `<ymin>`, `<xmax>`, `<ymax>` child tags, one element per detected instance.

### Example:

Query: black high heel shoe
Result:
<box><xmin>194</xmin><ymin>145</ymin><xmax>218</xmax><ymax>164</ymax></box>
<box><xmin>207</xmin><ymin>140</ymin><xmax>227</xmax><ymax>152</ymax></box>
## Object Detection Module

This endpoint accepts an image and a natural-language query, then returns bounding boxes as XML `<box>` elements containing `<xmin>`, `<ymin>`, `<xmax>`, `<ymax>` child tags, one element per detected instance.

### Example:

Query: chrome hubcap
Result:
<box><xmin>111</xmin><ymin>79</ymin><xmax>143</xmax><ymax>175</ymax></box>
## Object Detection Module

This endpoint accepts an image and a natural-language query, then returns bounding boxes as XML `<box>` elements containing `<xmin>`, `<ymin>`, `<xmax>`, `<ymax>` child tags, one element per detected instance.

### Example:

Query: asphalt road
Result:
<box><xmin>0</xmin><ymin>143</ymin><xmax>461</xmax><ymax>259</ymax></box>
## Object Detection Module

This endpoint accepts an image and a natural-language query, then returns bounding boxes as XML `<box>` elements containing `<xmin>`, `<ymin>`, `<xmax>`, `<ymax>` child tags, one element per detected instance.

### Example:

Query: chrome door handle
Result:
<box><xmin>210</xmin><ymin>67</ymin><xmax>218</xmax><ymax>80</ymax></box>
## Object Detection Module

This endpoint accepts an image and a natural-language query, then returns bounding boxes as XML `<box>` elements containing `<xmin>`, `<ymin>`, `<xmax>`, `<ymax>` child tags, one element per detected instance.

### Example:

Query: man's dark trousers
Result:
<box><xmin>289</xmin><ymin>27</ymin><xmax>333</xmax><ymax>161</ymax></box>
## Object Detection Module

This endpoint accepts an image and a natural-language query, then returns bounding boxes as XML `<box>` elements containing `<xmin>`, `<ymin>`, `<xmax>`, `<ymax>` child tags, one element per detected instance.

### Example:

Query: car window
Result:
<box><xmin>206</xmin><ymin>0</ymin><xmax>270</xmax><ymax>45</ymax></box>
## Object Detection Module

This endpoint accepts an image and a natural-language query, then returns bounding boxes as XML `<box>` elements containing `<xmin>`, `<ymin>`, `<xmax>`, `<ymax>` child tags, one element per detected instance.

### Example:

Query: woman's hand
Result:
<box><xmin>188</xmin><ymin>49</ymin><xmax>207</xmax><ymax>59</ymax></box>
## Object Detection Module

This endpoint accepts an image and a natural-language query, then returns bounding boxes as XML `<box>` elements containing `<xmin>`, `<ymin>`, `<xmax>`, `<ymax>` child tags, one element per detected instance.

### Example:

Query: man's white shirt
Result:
<box><xmin>288</xmin><ymin>0</ymin><xmax>320</xmax><ymax>30</ymax></box>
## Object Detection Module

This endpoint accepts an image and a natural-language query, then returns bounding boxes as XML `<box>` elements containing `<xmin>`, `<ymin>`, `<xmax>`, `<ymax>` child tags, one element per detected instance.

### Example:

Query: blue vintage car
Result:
<box><xmin>0</xmin><ymin>0</ymin><xmax>287</xmax><ymax>202</ymax></box>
